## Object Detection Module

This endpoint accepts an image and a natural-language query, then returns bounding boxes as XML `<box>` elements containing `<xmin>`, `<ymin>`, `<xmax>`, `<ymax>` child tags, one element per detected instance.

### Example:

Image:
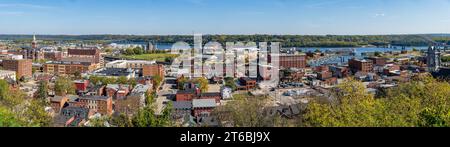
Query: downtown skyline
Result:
<box><xmin>0</xmin><ymin>0</ymin><xmax>450</xmax><ymax>35</ymax></box>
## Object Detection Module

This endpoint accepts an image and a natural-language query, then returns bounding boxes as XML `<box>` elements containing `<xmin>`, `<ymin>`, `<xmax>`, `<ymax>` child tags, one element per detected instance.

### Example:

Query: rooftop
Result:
<box><xmin>173</xmin><ymin>101</ymin><xmax>193</xmax><ymax>110</ymax></box>
<box><xmin>46</xmin><ymin>60</ymin><xmax>93</xmax><ymax>66</ymax></box>
<box><xmin>193</xmin><ymin>99</ymin><xmax>216</xmax><ymax>108</ymax></box>
<box><xmin>131</xmin><ymin>84</ymin><xmax>151</xmax><ymax>94</ymax></box>
<box><xmin>201</xmin><ymin>92</ymin><xmax>221</xmax><ymax>97</ymax></box>
<box><xmin>93</xmin><ymin>68</ymin><xmax>135</xmax><ymax>77</ymax></box>
<box><xmin>106</xmin><ymin>84</ymin><xmax>131</xmax><ymax>91</ymax></box>
<box><xmin>177</xmin><ymin>89</ymin><xmax>197</xmax><ymax>94</ymax></box>
<box><xmin>79</xmin><ymin>96</ymin><xmax>110</xmax><ymax>101</ymax></box>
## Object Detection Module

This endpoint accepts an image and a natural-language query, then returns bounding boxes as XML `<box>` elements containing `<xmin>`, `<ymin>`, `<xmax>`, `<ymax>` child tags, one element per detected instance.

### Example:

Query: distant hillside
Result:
<box><xmin>1</xmin><ymin>34</ymin><xmax>449</xmax><ymax>47</ymax></box>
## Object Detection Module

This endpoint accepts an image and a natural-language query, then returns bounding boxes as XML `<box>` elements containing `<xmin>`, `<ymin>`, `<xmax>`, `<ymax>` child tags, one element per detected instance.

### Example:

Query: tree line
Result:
<box><xmin>3</xmin><ymin>34</ymin><xmax>450</xmax><ymax>47</ymax></box>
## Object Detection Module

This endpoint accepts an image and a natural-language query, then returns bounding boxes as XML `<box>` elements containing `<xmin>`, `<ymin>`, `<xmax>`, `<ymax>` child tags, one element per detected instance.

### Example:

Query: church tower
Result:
<box><xmin>31</xmin><ymin>34</ymin><xmax>38</xmax><ymax>49</ymax></box>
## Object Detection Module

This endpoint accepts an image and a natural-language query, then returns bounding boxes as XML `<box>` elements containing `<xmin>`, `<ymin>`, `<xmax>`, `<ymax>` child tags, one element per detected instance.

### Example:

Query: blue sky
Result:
<box><xmin>0</xmin><ymin>0</ymin><xmax>449</xmax><ymax>35</ymax></box>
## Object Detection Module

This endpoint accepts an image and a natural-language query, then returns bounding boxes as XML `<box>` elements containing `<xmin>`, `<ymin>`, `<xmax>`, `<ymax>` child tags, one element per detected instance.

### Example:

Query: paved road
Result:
<box><xmin>154</xmin><ymin>77</ymin><xmax>176</xmax><ymax>115</ymax></box>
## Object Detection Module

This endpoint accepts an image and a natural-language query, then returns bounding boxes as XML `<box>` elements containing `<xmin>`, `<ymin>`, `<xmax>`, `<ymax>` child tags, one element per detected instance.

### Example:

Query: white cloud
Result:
<box><xmin>374</xmin><ymin>13</ymin><xmax>386</xmax><ymax>17</ymax></box>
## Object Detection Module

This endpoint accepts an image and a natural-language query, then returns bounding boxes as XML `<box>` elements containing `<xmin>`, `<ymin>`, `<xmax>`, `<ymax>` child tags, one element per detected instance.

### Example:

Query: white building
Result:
<box><xmin>0</xmin><ymin>70</ymin><xmax>16</xmax><ymax>82</ymax></box>
<box><xmin>106</xmin><ymin>60</ymin><xmax>156</xmax><ymax>69</ymax></box>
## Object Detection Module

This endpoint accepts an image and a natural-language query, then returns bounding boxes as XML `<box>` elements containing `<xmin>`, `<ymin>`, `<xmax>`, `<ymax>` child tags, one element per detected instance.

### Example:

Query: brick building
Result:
<box><xmin>43</xmin><ymin>61</ymin><xmax>97</xmax><ymax>75</ymax></box>
<box><xmin>279</xmin><ymin>54</ymin><xmax>307</xmax><ymax>69</ymax></box>
<box><xmin>143</xmin><ymin>64</ymin><xmax>165</xmax><ymax>77</ymax></box>
<box><xmin>50</xmin><ymin>96</ymin><xmax>69</xmax><ymax>113</ymax></box>
<box><xmin>106</xmin><ymin>84</ymin><xmax>131</xmax><ymax>100</ymax></box>
<box><xmin>368</xmin><ymin>57</ymin><xmax>388</xmax><ymax>66</ymax></box>
<box><xmin>176</xmin><ymin>89</ymin><xmax>200</xmax><ymax>101</ymax></box>
<box><xmin>1</xmin><ymin>59</ymin><xmax>32</xmax><ymax>79</ymax></box>
<box><xmin>74</xmin><ymin>80</ymin><xmax>90</xmax><ymax>93</ymax></box>
<box><xmin>78</xmin><ymin>96</ymin><xmax>113</xmax><ymax>116</ymax></box>
<box><xmin>236</xmin><ymin>77</ymin><xmax>257</xmax><ymax>91</ymax></box>
<box><xmin>329</xmin><ymin>66</ymin><xmax>350</xmax><ymax>78</ymax></box>
<box><xmin>192</xmin><ymin>99</ymin><xmax>217</xmax><ymax>117</ymax></box>
<box><xmin>68</xmin><ymin>48</ymin><xmax>102</xmax><ymax>64</ymax></box>
<box><xmin>348</xmin><ymin>58</ymin><xmax>374</xmax><ymax>73</ymax></box>
<box><xmin>44</xmin><ymin>51</ymin><xmax>63</xmax><ymax>61</ymax></box>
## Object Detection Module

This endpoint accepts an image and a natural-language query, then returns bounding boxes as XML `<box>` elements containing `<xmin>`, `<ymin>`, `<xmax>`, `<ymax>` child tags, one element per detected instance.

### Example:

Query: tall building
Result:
<box><xmin>2</xmin><ymin>59</ymin><xmax>32</xmax><ymax>79</ymax></box>
<box><xmin>348</xmin><ymin>58</ymin><xmax>374</xmax><ymax>73</ymax></box>
<box><xmin>427</xmin><ymin>46</ymin><xmax>441</xmax><ymax>72</ymax></box>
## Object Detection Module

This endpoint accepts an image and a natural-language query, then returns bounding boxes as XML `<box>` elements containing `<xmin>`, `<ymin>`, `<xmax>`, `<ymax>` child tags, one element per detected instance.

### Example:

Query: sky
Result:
<box><xmin>0</xmin><ymin>0</ymin><xmax>450</xmax><ymax>35</ymax></box>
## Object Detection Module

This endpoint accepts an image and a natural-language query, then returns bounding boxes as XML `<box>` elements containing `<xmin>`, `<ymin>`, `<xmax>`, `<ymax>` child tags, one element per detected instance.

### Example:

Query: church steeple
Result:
<box><xmin>31</xmin><ymin>33</ymin><xmax>38</xmax><ymax>49</ymax></box>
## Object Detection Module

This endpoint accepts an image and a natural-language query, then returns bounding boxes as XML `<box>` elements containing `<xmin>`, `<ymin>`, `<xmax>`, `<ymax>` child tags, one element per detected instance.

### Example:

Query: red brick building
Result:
<box><xmin>74</xmin><ymin>80</ymin><xmax>90</xmax><ymax>93</ymax></box>
<box><xmin>50</xmin><ymin>96</ymin><xmax>69</xmax><ymax>113</ymax></box>
<box><xmin>349</xmin><ymin>58</ymin><xmax>374</xmax><ymax>73</ymax></box>
<box><xmin>176</xmin><ymin>89</ymin><xmax>199</xmax><ymax>101</ymax></box>
<box><xmin>143</xmin><ymin>64</ymin><xmax>165</xmax><ymax>77</ymax></box>
<box><xmin>317</xmin><ymin>71</ymin><xmax>332</xmax><ymax>80</ymax></box>
<box><xmin>78</xmin><ymin>96</ymin><xmax>113</xmax><ymax>116</ymax></box>
<box><xmin>44</xmin><ymin>51</ymin><xmax>63</xmax><ymax>61</ymax></box>
<box><xmin>105</xmin><ymin>84</ymin><xmax>131</xmax><ymax>99</ymax></box>
<box><xmin>368</xmin><ymin>57</ymin><xmax>388</xmax><ymax>66</ymax></box>
<box><xmin>2</xmin><ymin>59</ymin><xmax>32</xmax><ymax>79</ymax></box>
<box><xmin>279</xmin><ymin>54</ymin><xmax>307</xmax><ymax>69</ymax></box>
<box><xmin>192</xmin><ymin>99</ymin><xmax>217</xmax><ymax>117</ymax></box>
<box><xmin>237</xmin><ymin>77</ymin><xmax>257</xmax><ymax>91</ymax></box>
<box><xmin>68</xmin><ymin>48</ymin><xmax>102</xmax><ymax>64</ymax></box>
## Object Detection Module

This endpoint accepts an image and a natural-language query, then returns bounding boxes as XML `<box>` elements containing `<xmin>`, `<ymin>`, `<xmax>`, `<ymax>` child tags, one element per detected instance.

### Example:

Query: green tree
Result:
<box><xmin>74</xmin><ymin>70</ymin><xmax>81</xmax><ymax>79</ymax></box>
<box><xmin>177</xmin><ymin>76</ymin><xmax>188</xmax><ymax>90</ymax></box>
<box><xmin>133</xmin><ymin>47</ymin><xmax>144</xmax><ymax>55</ymax></box>
<box><xmin>55</xmin><ymin>77</ymin><xmax>76</xmax><ymax>96</ymax></box>
<box><xmin>303</xmin><ymin>75</ymin><xmax>450</xmax><ymax>127</ymax></box>
<box><xmin>105</xmin><ymin>48</ymin><xmax>112</xmax><ymax>53</ymax></box>
<box><xmin>157</xmin><ymin>102</ymin><xmax>173</xmax><ymax>127</ymax></box>
<box><xmin>125</xmin><ymin>48</ymin><xmax>135</xmax><ymax>55</ymax></box>
<box><xmin>132</xmin><ymin>106</ymin><xmax>158</xmax><ymax>127</ymax></box>
<box><xmin>88</xmin><ymin>116</ymin><xmax>110</xmax><ymax>127</ymax></box>
<box><xmin>36</xmin><ymin>81</ymin><xmax>48</xmax><ymax>102</ymax></box>
<box><xmin>117</xmin><ymin>76</ymin><xmax>128</xmax><ymax>85</ymax></box>
<box><xmin>153</xmin><ymin>75</ymin><xmax>163</xmax><ymax>90</ymax></box>
<box><xmin>24</xmin><ymin>100</ymin><xmax>53</xmax><ymax>127</ymax></box>
<box><xmin>214</xmin><ymin>94</ymin><xmax>287</xmax><ymax>127</ymax></box>
<box><xmin>0</xmin><ymin>80</ymin><xmax>8</xmax><ymax>101</ymax></box>
<box><xmin>89</xmin><ymin>75</ymin><xmax>101</xmax><ymax>86</ymax></box>
<box><xmin>0</xmin><ymin>106</ymin><xmax>23</xmax><ymax>127</ymax></box>
<box><xmin>101</xmin><ymin>77</ymin><xmax>116</xmax><ymax>85</ymax></box>
<box><xmin>129</xmin><ymin>78</ymin><xmax>137</xmax><ymax>87</ymax></box>
<box><xmin>303</xmin><ymin>78</ymin><xmax>380</xmax><ymax>127</ymax></box>
<box><xmin>374</xmin><ymin>51</ymin><xmax>382</xmax><ymax>57</ymax></box>
<box><xmin>224</xmin><ymin>77</ymin><xmax>237</xmax><ymax>91</ymax></box>
<box><xmin>193</xmin><ymin>77</ymin><xmax>209</xmax><ymax>92</ymax></box>
<box><xmin>111</xmin><ymin>113</ymin><xmax>133</xmax><ymax>127</ymax></box>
